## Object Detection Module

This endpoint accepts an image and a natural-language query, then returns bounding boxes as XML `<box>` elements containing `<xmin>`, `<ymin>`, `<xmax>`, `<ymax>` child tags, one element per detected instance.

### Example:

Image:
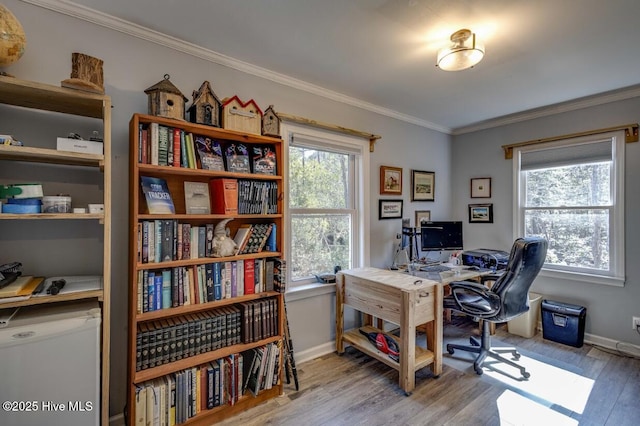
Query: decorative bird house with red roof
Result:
<box><xmin>221</xmin><ymin>96</ymin><xmax>263</xmax><ymax>135</ymax></box>
<box><xmin>187</xmin><ymin>80</ymin><xmax>222</xmax><ymax>127</ymax></box>
<box><xmin>144</xmin><ymin>74</ymin><xmax>188</xmax><ymax>121</ymax></box>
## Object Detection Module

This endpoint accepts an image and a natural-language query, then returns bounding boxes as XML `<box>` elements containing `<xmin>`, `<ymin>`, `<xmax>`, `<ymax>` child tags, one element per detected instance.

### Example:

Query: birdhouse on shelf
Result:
<box><xmin>187</xmin><ymin>80</ymin><xmax>222</xmax><ymax>127</ymax></box>
<box><xmin>261</xmin><ymin>105</ymin><xmax>281</xmax><ymax>137</ymax></box>
<box><xmin>144</xmin><ymin>74</ymin><xmax>188</xmax><ymax>121</ymax></box>
<box><xmin>221</xmin><ymin>96</ymin><xmax>263</xmax><ymax>135</ymax></box>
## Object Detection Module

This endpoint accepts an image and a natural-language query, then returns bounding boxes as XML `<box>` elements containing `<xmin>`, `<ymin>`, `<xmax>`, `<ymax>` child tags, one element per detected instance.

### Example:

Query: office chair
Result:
<box><xmin>443</xmin><ymin>237</ymin><xmax>547</xmax><ymax>378</ymax></box>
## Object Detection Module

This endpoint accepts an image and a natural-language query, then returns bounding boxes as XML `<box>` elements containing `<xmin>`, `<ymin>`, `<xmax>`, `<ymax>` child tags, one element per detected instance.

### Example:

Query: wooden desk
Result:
<box><xmin>335</xmin><ymin>267</ymin><xmax>443</xmax><ymax>395</ymax></box>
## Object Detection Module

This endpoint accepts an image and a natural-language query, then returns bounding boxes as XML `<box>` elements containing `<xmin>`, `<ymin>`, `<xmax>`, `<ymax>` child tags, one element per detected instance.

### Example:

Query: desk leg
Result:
<box><xmin>335</xmin><ymin>279</ymin><xmax>345</xmax><ymax>354</ymax></box>
<box><xmin>399</xmin><ymin>291</ymin><xmax>416</xmax><ymax>394</ymax></box>
<box><xmin>425</xmin><ymin>283</ymin><xmax>443</xmax><ymax>377</ymax></box>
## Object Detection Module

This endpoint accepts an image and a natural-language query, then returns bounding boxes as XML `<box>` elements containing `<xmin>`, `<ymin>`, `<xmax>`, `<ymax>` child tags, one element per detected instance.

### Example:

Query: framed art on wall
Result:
<box><xmin>379</xmin><ymin>199</ymin><xmax>403</xmax><ymax>219</ymax></box>
<box><xmin>471</xmin><ymin>177</ymin><xmax>492</xmax><ymax>198</ymax></box>
<box><xmin>469</xmin><ymin>203</ymin><xmax>493</xmax><ymax>223</ymax></box>
<box><xmin>415</xmin><ymin>210</ymin><xmax>431</xmax><ymax>227</ymax></box>
<box><xmin>411</xmin><ymin>170</ymin><xmax>435</xmax><ymax>201</ymax></box>
<box><xmin>380</xmin><ymin>165</ymin><xmax>402</xmax><ymax>195</ymax></box>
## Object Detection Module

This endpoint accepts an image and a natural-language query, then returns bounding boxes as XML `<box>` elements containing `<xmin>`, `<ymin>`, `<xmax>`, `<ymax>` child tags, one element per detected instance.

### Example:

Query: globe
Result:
<box><xmin>0</xmin><ymin>4</ymin><xmax>26</xmax><ymax>68</ymax></box>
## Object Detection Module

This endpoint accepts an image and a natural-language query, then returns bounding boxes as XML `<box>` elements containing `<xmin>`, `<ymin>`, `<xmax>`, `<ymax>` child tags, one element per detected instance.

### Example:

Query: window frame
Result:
<box><xmin>512</xmin><ymin>130</ymin><xmax>625</xmax><ymax>287</ymax></box>
<box><xmin>281</xmin><ymin>122</ymin><xmax>370</xmax><ymax>289</ymax></box>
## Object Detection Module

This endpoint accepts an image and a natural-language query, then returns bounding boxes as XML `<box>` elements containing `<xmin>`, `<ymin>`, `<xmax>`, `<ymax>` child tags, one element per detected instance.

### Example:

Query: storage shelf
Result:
<box><xmin>133</xmin><ymin>334</ymin><xmax>282</xmax><ymax>384</ymax></box>
<box><xmin>138</xmin><ymin>163</ymin><xmax>282</xmax><ymax>181</ymax></box>
<box><xmin>342</xmin><ymin>326</ymin><xmax>435</xmax><ymax>372</ymax></box>
<box><xmin>0</xmin><ymin>213</ymin><xmax>104</xmax><ymax>220</ymax></box>
<box><xmin>135</xmin><ymin>291</ymin><xmax>281</xmax><ymax>322</ymax></box>
<box><xmin>0</xmin><ymin>75</ymin><xmax>107</xmax><ymax>118</ymax></box>
<box><xmin>0</xmin><ymin>144</ymin><xmax>104</xmax><ymax>167</ymax></box>
<box><xmin>137</xmin><ymin>213</ymin><xmax>282</xmax><ymax>221</ymax></box>
<box><xmin>0</xmin><ymin>289</ymin><xmax>104</xmax><ymax>310</ymax></box>
<box><xmin>136</xmin><ymin>251</ymin><xmax>282</xmax><ymax>271</ymax></box>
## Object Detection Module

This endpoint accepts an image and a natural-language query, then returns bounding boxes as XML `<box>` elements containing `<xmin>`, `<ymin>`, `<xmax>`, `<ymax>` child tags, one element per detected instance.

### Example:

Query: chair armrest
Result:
<box><xmin>448</xmin><ymin>280</ymin><xmax>501</xmax><ymax>316</ymax></box>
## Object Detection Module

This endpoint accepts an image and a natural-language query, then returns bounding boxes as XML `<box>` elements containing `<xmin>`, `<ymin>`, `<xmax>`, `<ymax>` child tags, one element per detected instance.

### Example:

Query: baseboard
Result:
<box><xmin>109</xmin><ymin>412</ymin><xmax>125</xmax><ymax>426</ymax></box>
<box><xmin>293</xmin><ymin>342</ymin><xmax>336</xmax><ymax>364</ymax></box>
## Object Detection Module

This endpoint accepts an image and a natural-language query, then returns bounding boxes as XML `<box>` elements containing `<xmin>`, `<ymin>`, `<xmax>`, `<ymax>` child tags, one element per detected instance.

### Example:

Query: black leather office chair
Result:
<box><xmin>443</xmin><ymin>237</ymin><xmax>547</xmax><ymax>378</ymax></box>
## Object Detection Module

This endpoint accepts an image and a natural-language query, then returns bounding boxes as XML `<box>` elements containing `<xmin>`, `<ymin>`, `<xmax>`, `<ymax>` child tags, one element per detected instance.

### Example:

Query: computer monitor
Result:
<box><xmin>420</xmin><ymin>221</ymin><xmax>463</xmax><ymax>251</ymax></box>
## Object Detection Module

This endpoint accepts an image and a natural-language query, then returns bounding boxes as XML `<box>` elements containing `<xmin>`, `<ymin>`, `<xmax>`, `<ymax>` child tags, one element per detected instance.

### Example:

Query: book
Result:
<box><xmin>141</xmin><ymin>176</ymin><xmax>175</xmax><ymax>214</ymax></box>
<box><xmin>224</xmin><ymin>143</ymin><xmax>251</xmax><ymax>173</ymax></box>
<box><xmin>273</xmin><ymin>258</ymin><xmax>286</xmax><ymax>293</ymax></box>
<box><xmin>209</xmin><ymin>178</ymin><xmax>238</xmax><ymax>214</ymax></box>
<box><xmin>150</xmin><ymin>122</ymin><xmax>159</xmax><ymax>166</ymax></box>
<box><xmin>251</xmin><ymin>144</ymin><xmax>277</xmax><ymax>175</ymax></box>
<box><xmin>233</xmin><ymin>224</ymin><xmax>253</xmax><ymax>255</ymax></box>
<box><xmin>195</xmin><ymin>136</ymin><xmax>224</xmax><ymax>171</ymax></box>
<box><xmin>0</xmin><ymin>275</ymin><xmax>43</xmax><ymax>298</ymax></box>
<box><xmin>158</xmin><ymin>125</ymin><xmax>170</xmax><ymax>166</ymax></box>
<box><xmin>184</xmin><ymin>181</ymin><xmax>211</xmax><ymax>214</ymax></box>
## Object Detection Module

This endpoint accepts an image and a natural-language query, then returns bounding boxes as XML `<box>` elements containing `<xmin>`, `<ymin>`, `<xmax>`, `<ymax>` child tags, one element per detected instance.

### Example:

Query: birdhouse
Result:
<box><xmin>261</xmin><ymin>105</ymin><xmax>281</xmax><ymax>137</ymax></box>
<box><xmin>221</xmin><ymin>96</ymin><xmax>263</xmax><ymax>135</ymax></box>
<box><xmin>187</xmin><ymin>80</ymin><xmax>222</xmax><ymax>127</ymax></box>
<box><xmin>144</xmin><ymin>74</ymin><xmax>188</xmax><ymax>121</ymax></box>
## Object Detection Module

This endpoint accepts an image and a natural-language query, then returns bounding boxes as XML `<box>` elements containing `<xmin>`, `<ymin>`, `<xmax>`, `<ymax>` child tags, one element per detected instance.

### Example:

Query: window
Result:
<box><xmin>513</xmin><ymin>131</ymin><xmax>625</xmax><ymax>286</ymax></box>
<box><xmin>282</xmin><ymin>123</ymin><xmax>369</xmax><ymax>288</ymax></box>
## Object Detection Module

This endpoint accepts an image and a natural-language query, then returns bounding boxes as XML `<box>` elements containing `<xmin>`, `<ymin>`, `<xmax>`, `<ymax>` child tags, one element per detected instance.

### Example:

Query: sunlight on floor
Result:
<box><xmin>497</xmin><ymin>389</ymin><xmax>579</xmax><ymax>426</ymax></box>
<box><xmin>484</xmin><ymin>352</ymin><xmax>594</xmax><ymax>414</ymax></box>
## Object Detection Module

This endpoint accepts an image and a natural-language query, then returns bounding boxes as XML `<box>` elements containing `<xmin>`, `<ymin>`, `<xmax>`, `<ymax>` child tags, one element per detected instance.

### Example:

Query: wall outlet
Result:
<box><xmin>633</xmin><ymin>316</ymin><xmax>640</xmax><ymax>330</ymax></box>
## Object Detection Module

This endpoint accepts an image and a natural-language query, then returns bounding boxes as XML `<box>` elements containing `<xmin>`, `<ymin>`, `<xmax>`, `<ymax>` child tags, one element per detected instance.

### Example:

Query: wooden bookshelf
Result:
<box><xmin>127</xmin><ymin>113</ymin><xmax>286</xmax><ymax>425</ymax></box>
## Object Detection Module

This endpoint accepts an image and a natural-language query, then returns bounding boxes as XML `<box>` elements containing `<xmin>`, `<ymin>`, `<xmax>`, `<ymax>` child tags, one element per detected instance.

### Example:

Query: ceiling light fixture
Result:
<box><xmin>436</xmin><ymin>29</ymin><xmax>484</xmax><ymax>71</ymax></box>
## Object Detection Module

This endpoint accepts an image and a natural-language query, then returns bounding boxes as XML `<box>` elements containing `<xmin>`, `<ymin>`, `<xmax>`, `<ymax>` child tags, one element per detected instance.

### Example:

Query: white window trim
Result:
<box><xmin>512</xmin><ymin>130</ymin><xmax>625</xmax><ymax>287</ymax></box>
<box><xmin>280</xmin><ymin>122</ymin><xmax>370</xmax><ymax>290</ymax></box>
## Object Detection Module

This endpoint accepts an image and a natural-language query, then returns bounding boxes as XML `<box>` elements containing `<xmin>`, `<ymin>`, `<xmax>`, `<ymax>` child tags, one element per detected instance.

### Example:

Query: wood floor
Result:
<box><xmin>220</xmin><ymin>318</ymin><xmax>640</xmax><ymax>425</ymax></box>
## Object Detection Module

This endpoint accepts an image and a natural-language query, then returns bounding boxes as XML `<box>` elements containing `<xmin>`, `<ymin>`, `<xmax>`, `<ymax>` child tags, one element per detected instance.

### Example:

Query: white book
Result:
<box><xmin>150</xmin><ymin>122</ymin><xmax>159</xmax><ymax>166</ymax></box>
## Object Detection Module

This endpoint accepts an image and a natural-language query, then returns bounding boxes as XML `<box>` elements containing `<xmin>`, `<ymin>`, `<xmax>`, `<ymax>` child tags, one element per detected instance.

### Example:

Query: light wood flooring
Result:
<box><xmin>220</xmin><ymin>318</ymin><xmax>640</xmax><ymax>425</ymax></box>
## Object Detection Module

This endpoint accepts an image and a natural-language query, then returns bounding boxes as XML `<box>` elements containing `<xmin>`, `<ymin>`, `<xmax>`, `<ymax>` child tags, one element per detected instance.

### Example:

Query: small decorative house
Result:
<box><xmin>261</xmin><ymin>105</ymin><xmax>281</xmax><ymax>137</ymax></box>
<box><xmin>187</xmin><ymin>80</ymin><xmax>222</xmax><ymax>127</ymax></box>
<box><xmin>221</xmin><ymin>95</ymin><xmax>263</xmax><ymax>135</ymax></box>
<box><xmin>144</xmin><ymin>74</ymin><xmax>188</xmax><ymax>121</ymax></box>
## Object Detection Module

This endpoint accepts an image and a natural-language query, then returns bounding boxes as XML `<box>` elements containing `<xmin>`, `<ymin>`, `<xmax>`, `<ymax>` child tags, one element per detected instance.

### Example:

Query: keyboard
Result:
<box><xmin>419</xmin><ymin>264</ymin><xmax>451</xmax><ymax>273</ymax></box>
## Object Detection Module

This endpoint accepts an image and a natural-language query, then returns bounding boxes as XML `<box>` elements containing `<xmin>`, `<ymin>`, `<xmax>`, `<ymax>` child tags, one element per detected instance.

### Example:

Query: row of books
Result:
<box><xmin>137</xmin><ymin>258</ymin><xmax>283</xmax><ymax>314</ymax></box>
<box><xmin>136</xmin><ymin>297</ymin><xmax>278</xmax><ymax>372</ymax></box>
<box><xmin>137</xmin><ymin>220</ymin><xmax>277</xmax><ymax>265</ymax></box>
<box><xmin>138</xmin><ymin>123</ymin><xmax>277</xmax><ymax>175</ymax></box>
<box><xmin>140</xmin><ymin>175</ymin><xmax>279</xmax><ymax>216</ymax></box>
<box><xmin>134</xmin><ymin>342</ymin><xmax>280</xmax><ymax>426</ymax></box>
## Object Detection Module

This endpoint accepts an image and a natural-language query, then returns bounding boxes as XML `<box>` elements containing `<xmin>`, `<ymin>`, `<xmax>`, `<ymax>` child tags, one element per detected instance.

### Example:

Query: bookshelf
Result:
<box><xmin>127</xmin><ymin>113</ymin><xmax>285</xmax><ymax>425</ymax></box>
<box><xmin>0</xmin><ymin>76</ymin><xmax>112</xmax><ymax>424</ymax></box>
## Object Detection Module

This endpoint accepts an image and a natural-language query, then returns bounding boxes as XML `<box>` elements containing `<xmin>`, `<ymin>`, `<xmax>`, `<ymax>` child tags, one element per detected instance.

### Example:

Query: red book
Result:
<box><xmin>244</xmin><ymin>259</ymin><xmax>255</xmax><ymax>295</ymax></box>
<box><xmin>172</xmin><ymin>128</ymin><xmax>181</xmax><ymax>167</ymax></box>
<box><xmin>209</xmin><ymin>178</ymin><xmax>238</xmax><ymax>214</ymax></box>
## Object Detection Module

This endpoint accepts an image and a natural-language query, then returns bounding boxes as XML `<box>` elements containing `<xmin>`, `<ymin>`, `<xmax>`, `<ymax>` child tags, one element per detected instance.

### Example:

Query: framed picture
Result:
<box><xmin>415</xmin><ymin>210</ymin><xmax>431</xmax><ymax>227</ymax></box>
<box><xmin>469</xmin><ymin>203</ymin><xmax>494</xmax><ymax>223</ymax></box>
<box><xmin>380</xmin><ymin>165</ymin><xmax>402</xmax><ymax>195</ymax></box>
<box><xmin>411</xmin><ymin>170</ymin><xmax>435</xmax><ymax>201</ymax></box>
<box><xmin>379</xmin><ymin>199</ymin><xmax>403</xmax><ymax>220</ymax></box>
<box><xmin>471</xmin><ymin>177</ymin><xmax>492</xmax><ymax>198</ymax></box>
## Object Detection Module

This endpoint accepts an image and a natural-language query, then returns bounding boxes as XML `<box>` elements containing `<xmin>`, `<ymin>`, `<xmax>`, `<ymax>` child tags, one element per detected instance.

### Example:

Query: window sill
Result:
<box><xmin>540</xmin><ymin>268</ymin><xmax>624</xmax><ymax>287</ymax></box>
<box><xmin>285</xmin><ymin>282</ymin><xmax>336</xmax><ymax>302</ymax></box>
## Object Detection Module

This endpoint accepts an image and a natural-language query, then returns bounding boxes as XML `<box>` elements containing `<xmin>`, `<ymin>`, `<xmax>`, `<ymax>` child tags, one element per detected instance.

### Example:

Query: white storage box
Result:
<box><xmin>0</xmin><ymin>301</ymin><xmax>101</xmax><ymax>426</ymax></box>
<box><xmin>56</xmin><ymin>137</ymin><xmax>103</xmax><ymax>155</ymax></box>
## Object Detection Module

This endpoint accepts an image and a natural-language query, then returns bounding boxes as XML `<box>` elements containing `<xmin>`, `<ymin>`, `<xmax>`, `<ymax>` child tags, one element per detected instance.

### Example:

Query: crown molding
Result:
<box><xmin>452</xmin><ymin>84</ymin><xmax>640</xmax><ymax>135</ymax></box>
<box><xmin>20</xmin><ymin>0</ymin><xmax>451</xmax><ymax>134</ymax></box>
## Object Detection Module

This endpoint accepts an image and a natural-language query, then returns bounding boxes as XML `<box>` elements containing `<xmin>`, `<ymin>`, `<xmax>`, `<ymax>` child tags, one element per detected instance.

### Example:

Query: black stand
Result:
<box><xmin>283</xmin><ymin>299</ymin><xmax>299</xmax><ymax>391</ymax></box>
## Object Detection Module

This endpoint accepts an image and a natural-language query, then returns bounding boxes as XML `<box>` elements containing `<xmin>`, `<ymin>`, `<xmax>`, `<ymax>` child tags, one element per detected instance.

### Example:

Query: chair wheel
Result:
<box><xmin>446</xmin><ymin>345</ymin><xmax>455</xmax><ymax>354</ymax></box>
<box><xmin>474</xmin><ymin>366</ymin><xmax>484</xmax><ymax>375</ymax></box>
<box><xmin>522</xmin><ymin>371</ymin><xmax>530</xmax><ymax>379</ymax></box>
<box><xmin>470</xmin><ymin>337</ymin><xmax>479</xmax><ymax>346</ymax></box>
<box><xmin>513</xmin><ymin>353</ymin><xmax>521</xmax><ymax>360</ymax></box>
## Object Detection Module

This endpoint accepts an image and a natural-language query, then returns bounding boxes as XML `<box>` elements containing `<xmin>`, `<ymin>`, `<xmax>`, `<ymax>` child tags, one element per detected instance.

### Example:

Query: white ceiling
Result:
<box><xmin>70</xmin><ymin>0</ymin><xmax>640</xmax><ymax>133</ymax></box>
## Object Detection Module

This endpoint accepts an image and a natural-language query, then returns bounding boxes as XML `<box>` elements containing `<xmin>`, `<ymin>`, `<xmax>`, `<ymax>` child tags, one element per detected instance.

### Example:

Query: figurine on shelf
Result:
<box><xmin>211</xmin><ymin>218</ymin><xmax>237</xmax><ymax>257</ymax></box>
<box><xmin>187</xmin><ymin>80</ymin><xmax>222</xmax><ymax>127</ymax></box>
<box><xmin>61</xmin><ymin>53</ymin><xmax>105</xmax><ymax>94</ymax></box>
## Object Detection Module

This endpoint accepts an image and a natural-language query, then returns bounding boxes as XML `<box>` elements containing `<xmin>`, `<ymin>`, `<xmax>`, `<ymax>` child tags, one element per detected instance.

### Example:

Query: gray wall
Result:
<box><xmin>452</xmin><ymin>98</ymin><xmax>640</xmax><ymax>347</ymax></box>
<box><xmin>4</xmin><ymin>0</ymin><xmax>453</xmax><ymax>417</ymax></box>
